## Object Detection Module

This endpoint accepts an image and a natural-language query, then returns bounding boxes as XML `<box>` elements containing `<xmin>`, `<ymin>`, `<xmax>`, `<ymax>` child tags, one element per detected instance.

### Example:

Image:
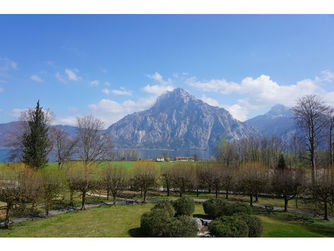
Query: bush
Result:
<box><xmin>238</xmin><ymin>215</ymin><xmax>263</xmax><ymax>237</ymax></box>
<box><xmin>225</xmin><ymin>202</ymin><xmax>251</xmax><ymax>216</ymax></box>
<box><xmin>140</xmin><ymin>209</ymin><xmax>173</xmax><ymax>237</ymax></box>
<box><xmin>172</xmin><ymin>197</ymin><xmax>195</xmax><ymax>216</ymax></box>
<box><xmin>203</xmin><ymin>198</ymin><xmax>228</xmax><ymax>218</ymax></box>
<box><xmin>163</xmin><ymin>216</ymin><xmax>198</xmax><ymax>237</ymax></box>
<box><xmin>209</xmin><ymin>216</ymin><xmax>249</xmax><ymax>237</ymax></box>
<box><xmin>152</xmin><ymin>201</ymin><xmax>175</xmax><ymax>217</ymax></box>
<box><xmin>203</xmin><ymin>199</ymin><xmax>251</xmax><ymax>218</ymax></box>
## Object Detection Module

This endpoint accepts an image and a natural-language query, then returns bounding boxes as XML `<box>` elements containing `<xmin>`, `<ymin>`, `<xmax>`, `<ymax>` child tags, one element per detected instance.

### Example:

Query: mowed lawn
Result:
<box><xmin>2</xmin><ymin>203</ymin><xmax>334</xmax><ymax>237</ymax></box>
<box><xmin>0</xmin><ymin>204</ymin><xmax>154</xmax><ymax>237</ymax></box>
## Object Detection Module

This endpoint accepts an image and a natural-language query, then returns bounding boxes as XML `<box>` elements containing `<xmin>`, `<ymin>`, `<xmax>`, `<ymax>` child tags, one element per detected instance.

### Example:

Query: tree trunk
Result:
<box><xmin>143</xmin><ymin>190</ymin><xmax>147</xmax><ymax>203</ymax></box>
<box><xmin>45</xmin><ymin>199</ymin><xmax>50</xmax><ymax>216</ymax></box>
<box><xmin>113</xmin><ymin>193</ymin><xmax>117</xmax><ymax>205</ymax></box>
<box><xmin>250</xmin><ymin>193</ymin><xmax>253</xmax><ymax>207</ymax></box>
<box><xmin>4</xmin><ymin>203</ymin><xmax>11</xmax><ymax>229</ymax></box>
<box><xmin>196</xmin><ymin>188</ymin><xmax>199</xmax><ymax>197</ymax></box>
<box><xmin>295</xmin><ymin>196</ymin><xmax>298</xmax><ymax>209</ymax></box>
<box><xmin>107</xmin><ymin>189</ymin><xmax>110</xmax><ymax>200</ymax></box>
<box><xmin>215</xmin><ymin>188</ymin><xmax>218</xmax><ymax>198</ymax></box>
<box><xmin>225</xmin><ymin>189</ymin><xmax>229</xmax><ymax>199</ymax></box>
<box><xmin>140</xmin><ymin>188</ymin><xmax>143</xmax><ymax>197</ymax></box>
<box><xmin>81</xmin><ymin>191</ymin><xmax>86</xmax><ymax>210</ymax></box>
<box><xmin>255</xmin><ymin>193</ymin><xmax>258</xmax><ymax>202</ymax></box>
<box><xmin>284</xmin><ymin>196</ymin><xmax>288</xmax><ymax>212</ymax></box>
<box><xmin>324</xmin><ymin>200</ymin><xmax>329</xmax><ymax>220</ymax></box>
<box><xmin>70</xmin><ymin>190</ymin><xmax>74</xmax><ymax>206</ymax></box>
<box><xmin>166</xmin><ymin>182</ymin><xmax>170</xmax><ymax>197</ymax></box>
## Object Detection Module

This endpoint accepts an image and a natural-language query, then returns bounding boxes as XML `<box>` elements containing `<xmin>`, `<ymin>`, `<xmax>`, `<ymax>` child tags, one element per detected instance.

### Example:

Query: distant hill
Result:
<box><xmin>106</xmin><ymin>88</ymin><xmax>257</xmax><ymax>155</ymax></box>
<box><xmin>246</xmin><ymin>104</ymin><xmax>297</xmax><ymax>142</ymax></box>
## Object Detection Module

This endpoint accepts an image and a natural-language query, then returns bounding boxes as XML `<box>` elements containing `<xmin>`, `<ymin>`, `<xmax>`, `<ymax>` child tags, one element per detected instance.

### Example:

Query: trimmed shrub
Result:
<box><xmin>152</xmin><ymin>201</ymin><xmax>175</xmax><ymax>217</ymax></box>
<box><xmin>203</xmin><ymin>199</ymin><xmax>251</xmax><ymax>218</ymax></box>
<box><xmin>238</xmin><ymin>215</ymin><xmax>263</xmax><ymax>237</ymax></box>
<box><xmin>225</xmin><ymin>202</ymin><xmax>251</xmax><ymax>216</ymax></box>
<box><xmin>209</xmin><ymin>216</ymin><xmax>249</xmax><ymax>237</ymax></box>
<box><xmin>140</xmin><ymin>209</ymin><xmax>173</xmax><ymax>237</ymax></box>
<box><xmin>172</xmin><ymin>197</ymin><xmax>195</xmax><ymax>216</ymax></box>
<box><xmin>163</xmin><ymin>216</ymin><xmax>198</xmax><ymax>237</ymax></box>
<box><xmin>203</xmin><ymin>198</ymin><xmax>228</xmax><ymax>218</ymax></box>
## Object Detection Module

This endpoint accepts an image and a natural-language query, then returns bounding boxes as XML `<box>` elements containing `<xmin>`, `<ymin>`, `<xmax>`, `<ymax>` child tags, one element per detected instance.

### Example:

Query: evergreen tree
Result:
<box><xmin>277</xmin><ymin>153</ymin><xmax>286</xmax><ymax>170</ymax></box>
<box><xmin>22</xmin><ymin>101</ymin><xmax>51</xmax><ymax>169</ymax></box>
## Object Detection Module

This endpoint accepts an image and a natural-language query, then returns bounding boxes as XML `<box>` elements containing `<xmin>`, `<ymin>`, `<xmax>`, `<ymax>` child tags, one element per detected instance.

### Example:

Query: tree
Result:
<box><xmin>64</xmin><ymin>163</ymin><xmax>99</xmax><ymax>209</ymax></box>
<box><xmin>76</xmin><ymin>115</ymin><xmax>114</xmax><ymax>167</ymax></box>
<box><xmin>38</xmin><ymin>168</ymin><xmax>66</xmax><ymax>215</ymax></box>
<box><xmin>0</xmin><ymin>165</ymin><xmax>40</xmax><ymax>228</ymax></box>
<box><xmin>221</xmin><ymin>166</ymin><xmax>234</xmax><ymax>199</ymax></box>
<box><xmin>49</xmin><ymin>127</ymin><xmax>77</xmax><ymax>168</ymax></box>
<box><xmin>169</xmin><ymin>162</ymin><xmax>196</xmax><ymax>197</ymax></box>
<box><xmin>291</xmin><ymin>95</ymin><xmax>331</xmax><ymax>184</ymax></box>
<box><xmin>236</xmin><ymin>162</ymin><xmax>269</xmax><ymax>206</ymax></box>
<box><xmin>271</xmin><ymin>167</ymin><xmax>304</xmax><ymax>211</ymax></box>
<box><xmin>161</xmin><ymin>164</ymin><xmax>172</xmax><ymax>196</ymax></box>
<box><xmin>277</xmin><ymin>153</ymin><xmax>287</xmax><ymax>170</ymax></box>
<box><xmin>132</xmin><ymin>161</ymin><xmax>160</xmax><ymax>202</ymax></box>
<box><xmin>102</xmin><ymin>164</ymin><xmax>127</xmax><ymax>203</ymax></box>
<box><xmin>196</xmin><ymin>162</ymin><xmax>214</xmax><ymax>193</ymax></box>
<box><xmin>310</xmin><ymin>168</ymin><xmax>334</xmax><ymax>220</ymax></box>
<box><xmin>22</xmin><ymin>101</ymin><xmax>52</xmax><ymax>169</ymax></box>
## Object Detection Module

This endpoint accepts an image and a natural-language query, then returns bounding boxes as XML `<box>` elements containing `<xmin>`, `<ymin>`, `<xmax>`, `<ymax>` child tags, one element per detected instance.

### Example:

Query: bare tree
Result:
<box><xmin>271</xmin><ymin>167</ymin><xmax>304</xmax><ymax>211</ymax></box>
<box><xmin>38</xmin><ymin>168</ymin><xmax>66</xmax><ymax>215</ymax></box>
<box><xmin>169</xmin><ymin>162</ymin><xmax>196</xmax><ymax>197</ymax></box>
<box><xmin>0</xmin><ymin>165</ymin><xmax>40</xmax><ymax>228</ymax></box>
<box><xmin>310</xmin><ymin>168</ymin><xmax>334</xmax><ymax>220</ymax></box>
<box><xmin>76</xmin><ymin>115</ymin><xmax>113</xmax><ymax>167</ymax></box>
<box><xmin>64</xmin><ymin>162</ymin><xmax>99</xmax><ymax>210</ymax></box>
<box><xmin>236</xmin><ymin>162</ymin><xmax>269</xmax><ymax>206</ymax></box>
<box><xmin>50</xmin><ymin>127</ymin><xmax>77</xmax><ymax>168</ymax></box>
<box><xmin>291</xmin><ymin>95</ymin><xmax>331</xmax><ymax>184</ymax></box>
<box><xmin>102</xmin><ymin>164</ymin><xmax>127</xmax><ymax>203</ymax></box>
<box><xmin>131</xmin><ymin>161</ymin><xmax>160</xmax><ymax>202</ymax></box>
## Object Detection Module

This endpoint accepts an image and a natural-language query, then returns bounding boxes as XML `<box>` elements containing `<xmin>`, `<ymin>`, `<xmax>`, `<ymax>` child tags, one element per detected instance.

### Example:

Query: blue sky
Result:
<box><xmin>1</xmin><ymin>14</ymin><xmax>334</xmax><ymax>127</ymax></box>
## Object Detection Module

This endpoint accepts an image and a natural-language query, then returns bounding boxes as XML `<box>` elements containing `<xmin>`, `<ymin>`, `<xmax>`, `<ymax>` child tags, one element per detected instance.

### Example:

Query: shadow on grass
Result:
<box><xmin>128</xmin><ymin>227</ymin><xmax>146</xmax><ymax>237</ymax></box>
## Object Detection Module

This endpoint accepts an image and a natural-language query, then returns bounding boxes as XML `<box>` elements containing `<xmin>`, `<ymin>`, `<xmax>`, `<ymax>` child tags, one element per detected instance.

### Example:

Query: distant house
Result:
<box><xmin>156</xmin><ymin>155</ymin><xmax>165</xmax><ymax>162</ymax></box>
<box><xmin>175</xmin><ymin>156</ymin><xmax>194</xmax><ymax>161</ymax></box>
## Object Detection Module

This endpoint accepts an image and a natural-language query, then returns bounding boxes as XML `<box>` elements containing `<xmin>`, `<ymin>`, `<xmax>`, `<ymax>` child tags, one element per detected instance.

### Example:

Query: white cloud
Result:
<box><xmin>111</xmin><ymin>87</ymin><xmax>132</xmax><ymax>96</ymax></box>
<box><xmin>54</xmin><ymin>116</ymin><xmax>78</xmax><ymax>126</ymax></box>
<box><xmin>65</xmin><ymin>68</ymin><xmax>80</xmax><ymax>81</ymax></box>
<box><xmin>143</xmin><ymin>84</ymin><xmax>174</xmax><ymax>96</ymax></box>
<box><xmin>201</xmin><ymin>95</ymin><xmax>220</xmax><ymax>107</ymax></box>
<box><xmin>30</xmin><ymin>74</ymin><xmax>43</xmax><ymax>83</ymax></box>
<box><xmin>105</xmin><ymin>81</ymin><xmax>111</xmax><ymax>86</ymax></box>
<box><xmin>55</xmin><ymin>72</ymin><xmax>66</xmax><ymax>83</ymax></box>
<box><xmin>11</xmin><ymin>108</ymin><xmax>27</xmax><ymax>119</ymax></box>
<box><xmin>102</xmin><ymin>88</ymin><xmax>110</xmax><ymax>95</ymax></box>
<box><xmin>90</xmin><ymin>80</ymin><xmax>99</xmax><ymax>86</ymax></box>
<box><xmin>0</xmin><ymin>87</ymin><xmax>3</xmax><ymax>93</ymax></box>
<box><xmin>0</xmin><ymin>58</ymin><xmax>17</xmax><ymax>71</ymax></box>
<box><xmin>190</xmin><ymin>71</ymin><xmax>334</xmax><ymax>121</ymax></box>
<box><xmin>88</xmin><ymin>96</ymin><xmax>157</xmax><ymax>127</ymax></box>
<box><xmin>147</xmin><ymin>72</ymin><xmax>172</xmax><ymax>85</ymax></box>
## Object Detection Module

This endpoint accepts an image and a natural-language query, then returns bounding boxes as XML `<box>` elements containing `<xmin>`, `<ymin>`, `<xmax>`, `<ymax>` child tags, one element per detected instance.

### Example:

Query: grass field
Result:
<box><xmin>1</xmin><ymin>202</ymin><xmax>334</xmax><ymax>237</ymax></box>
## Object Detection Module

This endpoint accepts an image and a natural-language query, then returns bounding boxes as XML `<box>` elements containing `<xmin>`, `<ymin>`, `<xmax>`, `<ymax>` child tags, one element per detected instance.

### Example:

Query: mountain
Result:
<box><xmin>106</xmin><ymin>88</ymin><xmax>257</xmax><ymax>156</ymax></box>
<box><xmin>246</xmin><ymin>104</ymin><xmax>296</xmax><ymax>141</ymax></box>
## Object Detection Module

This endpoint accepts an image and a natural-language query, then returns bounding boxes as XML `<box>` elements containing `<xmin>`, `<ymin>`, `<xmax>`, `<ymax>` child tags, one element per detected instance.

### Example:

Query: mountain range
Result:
<box><xmin>0</xmin><ymin>88</ymin><xmax>296</xmax><ymax>160</ymax></box>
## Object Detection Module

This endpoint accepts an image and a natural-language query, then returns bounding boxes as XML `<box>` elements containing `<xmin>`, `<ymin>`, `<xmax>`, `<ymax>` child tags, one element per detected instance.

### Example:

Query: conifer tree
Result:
<box><xmin>277</xmin><ymin>153</ymin><xmax>286</xmax><ymax>170</ymax></box>
<box><xmin>22</xmin><ymin>101</ymin><xmax>51</xmax><ymax>169</ymax></box>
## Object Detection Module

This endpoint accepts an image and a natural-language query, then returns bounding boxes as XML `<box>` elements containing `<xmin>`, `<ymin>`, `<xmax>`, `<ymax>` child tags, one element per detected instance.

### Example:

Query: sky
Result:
<box><xmin>1</xmin><ymin>14</ymin><xmax>334</xmax><ymax>128</ymax></box>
